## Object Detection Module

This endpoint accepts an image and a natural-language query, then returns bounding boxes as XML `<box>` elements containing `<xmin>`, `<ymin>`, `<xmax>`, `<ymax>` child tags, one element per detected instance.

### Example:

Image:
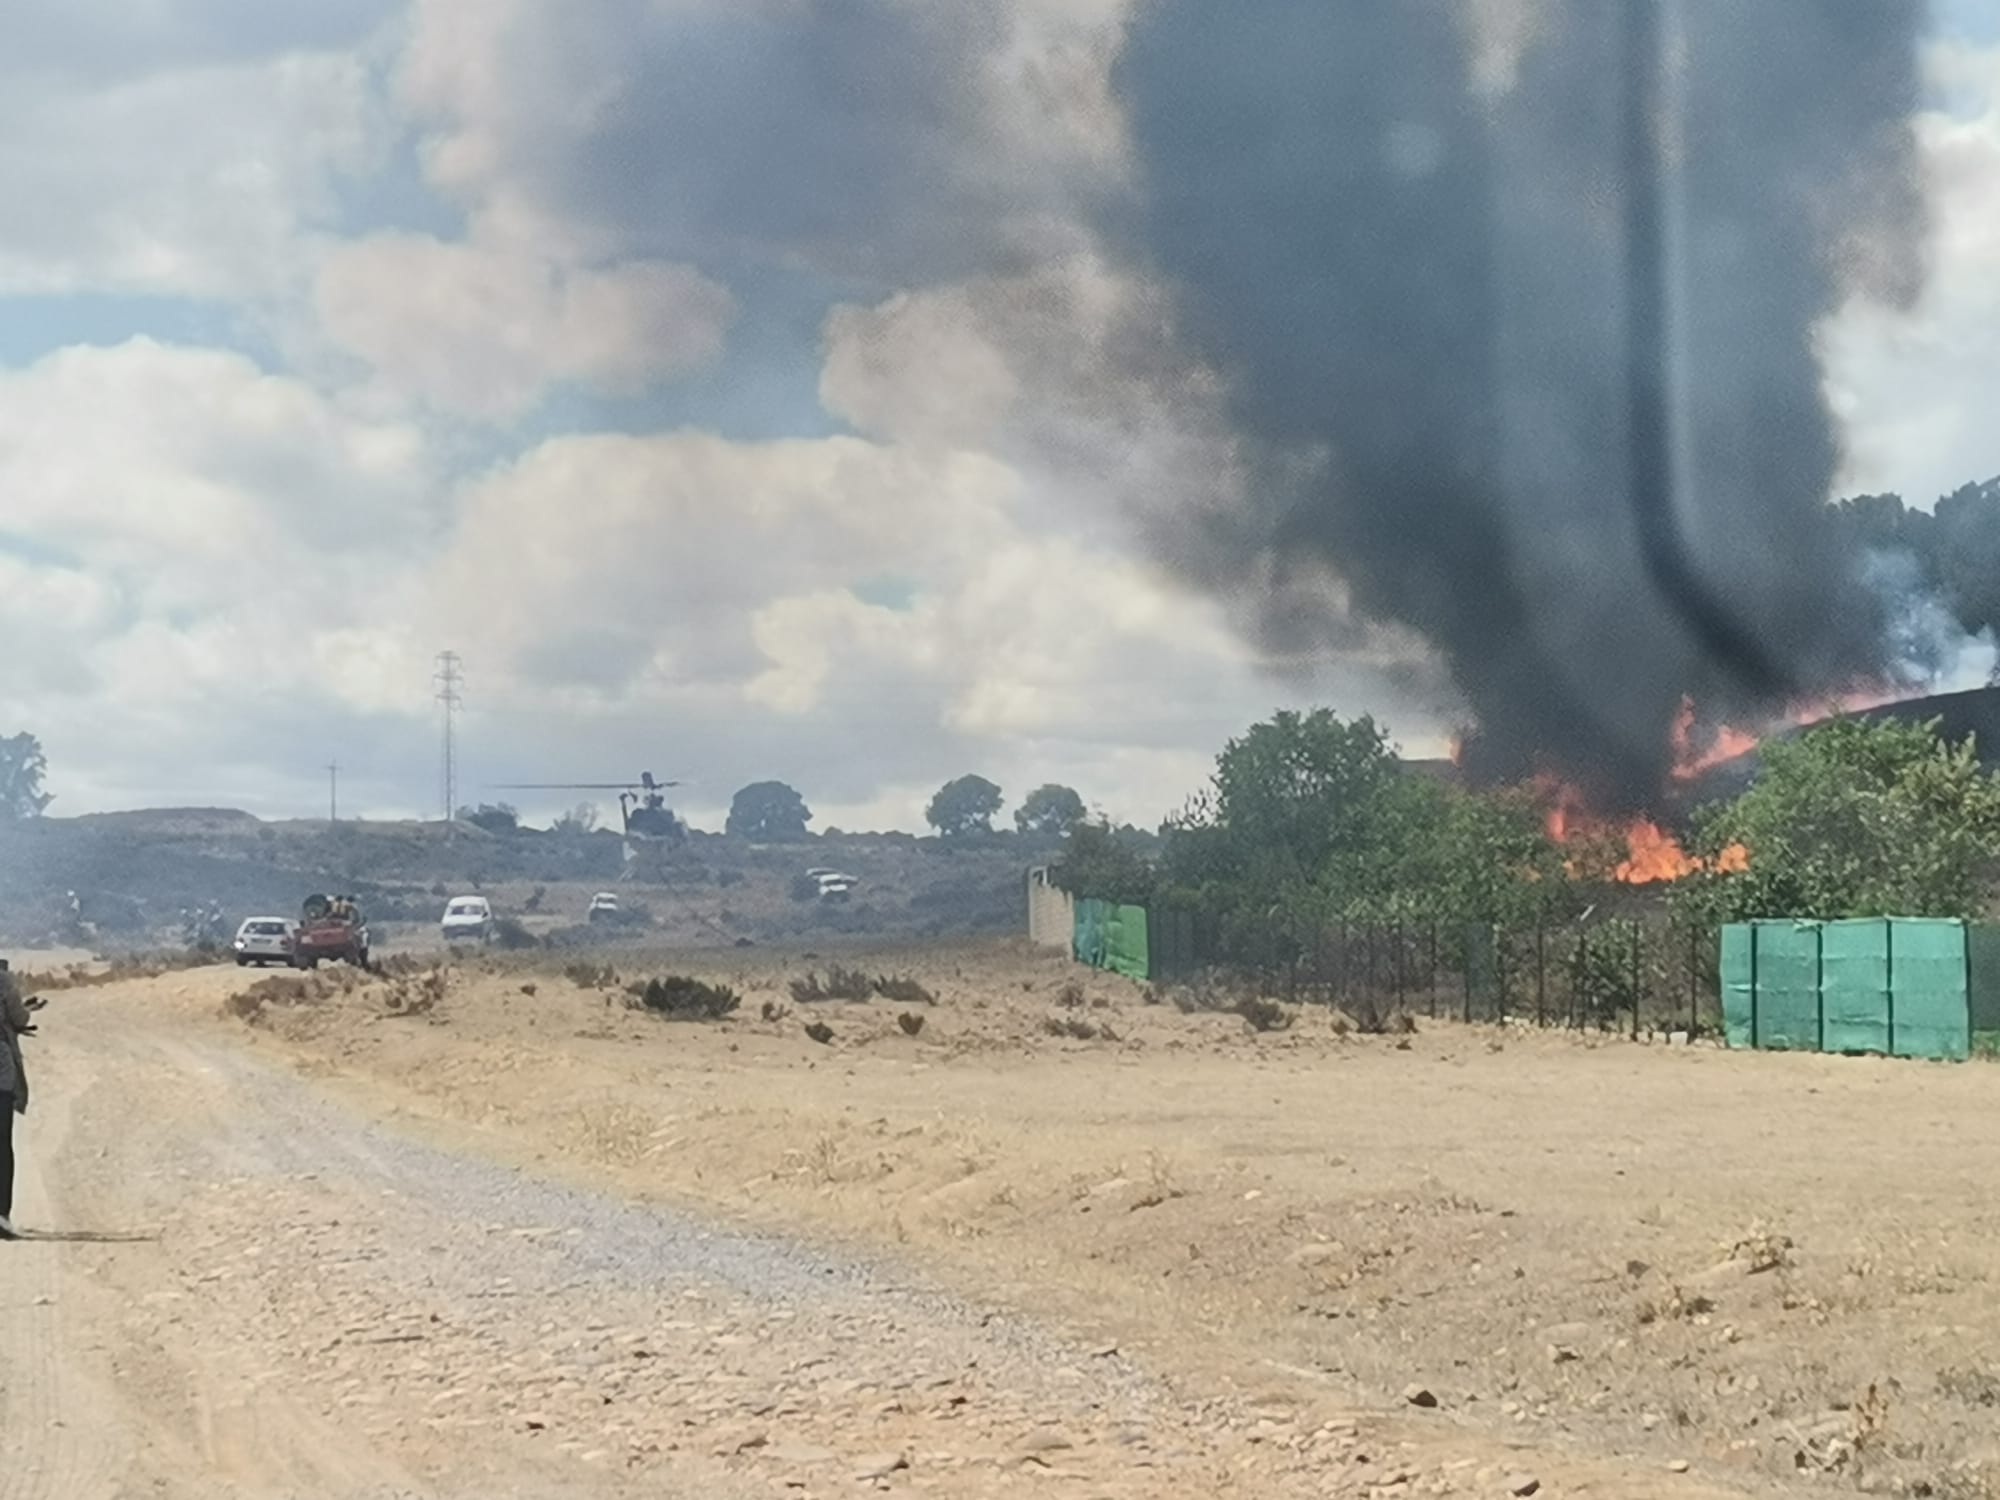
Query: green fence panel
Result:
<box><xmin>1720</xmin><ymin>924</ymin><xmax>1755</xmax><ymax>1049</ymax></box>
<box><xmin>1751</xmin><ymin>921</ymin><xmax>1822</xmax><ymax>1051</ymax></box>
<box><xmin>1821</xmin><ymin>919</ymin><xmax>1890</xmax><ymax>1055</ymax></box>
<box><xmin>1073</xmin><ymin>897</ymin><xmax>1108</xmax><ymax>969</ymax></box>
<box><xmin>1888</xmin><ymin>918</ymin><xmax>1970</xmax><ymax>1061</ymax></box>
<box><xmin>1103</xmin><ymin>903</ymin><xmax>1151</xmax><ymax>981</ymax></box>
<box><xmin>1968</xmin><ymin>923</ymin><xmax>2000</xmax><ymax>1057</ymax></box>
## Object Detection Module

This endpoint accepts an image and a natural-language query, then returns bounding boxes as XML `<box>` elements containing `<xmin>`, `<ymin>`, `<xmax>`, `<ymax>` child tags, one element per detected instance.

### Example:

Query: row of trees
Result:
<box><xmin>1053</xmin><ymin>707</ymin><xmax>2000</xmax><ymax>939</ymax></box>
<box><xmin>446</xmin><ymin>779</ymin><xmax>1090</xmax><ymax>842</ymax></box>
<box><xmin>1</xmin><ymin>730</ymin><xmax>1090</xmax><ymax>844</ymax></box>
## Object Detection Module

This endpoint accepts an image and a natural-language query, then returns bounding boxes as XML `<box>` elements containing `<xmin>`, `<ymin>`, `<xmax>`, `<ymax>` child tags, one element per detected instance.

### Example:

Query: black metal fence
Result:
<box><xmin>1146</xmin><ymin>906</ymin><xmax>1722</xmax><ymax>1037</ymax></box>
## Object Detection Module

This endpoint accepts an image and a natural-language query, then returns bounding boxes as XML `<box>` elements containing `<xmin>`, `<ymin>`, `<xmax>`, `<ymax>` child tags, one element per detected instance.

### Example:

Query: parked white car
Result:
<box><xmin>232</xmin><ymin>917</ymin><xmax>297</xmax><ymax>967</ymax></box>
<box><xmin>440</xmin><ymin>895</ymin><xmax>494</xmax><ymax>944</ymax></box>
<box><xmin>586</xmin><ymin>891</ymin><xmax>621</xmax><ymax>924</ymax></box>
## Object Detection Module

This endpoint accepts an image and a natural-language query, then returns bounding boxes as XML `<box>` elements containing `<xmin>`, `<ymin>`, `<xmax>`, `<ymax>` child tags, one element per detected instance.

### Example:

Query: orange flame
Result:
<box><xmin>1668</xmin><ymin>696</ymin><xmax>1761</xmax><ymax>782</ymax></box>
<box><xmin>1537</xmin><ymin>772</ymin><xmax>1746</xmax><ymax>885</ymax></box>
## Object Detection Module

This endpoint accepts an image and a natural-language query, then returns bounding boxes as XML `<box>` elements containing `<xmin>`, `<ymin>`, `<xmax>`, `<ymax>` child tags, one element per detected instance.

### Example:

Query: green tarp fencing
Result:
<box><xmin>1074</xmin><ymin>897</ymin><xmax>1151</xmax><ymax>981</ymax></box>
<box><xmin>1720</xmin><ymin>918</ymin><xmax>1988</xmax><ymax>1061</ymax></box>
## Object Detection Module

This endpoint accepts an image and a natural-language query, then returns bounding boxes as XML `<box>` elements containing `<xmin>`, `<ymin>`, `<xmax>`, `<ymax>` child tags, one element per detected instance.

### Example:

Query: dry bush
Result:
<box><xmin>760</xmin><ymin>999</ymin><xmax>789</xmax><ymax>1022</ymax></box>
<box><xmin>383</xmin><ymin>965</ymin><xmax>449</xmax><ymax>1016</ymax></box>
<box><xmin>873</xmin><ymin>973</ymin><xmax>936</xmax><ymax>1005</ymax></box>
<box><xmin>1055</xmin><ymin>979</ymin><xmax>1087</xmax><ymax>1008</ymax></box>
<box><xmin>491</xmin><ymin>916</ymin><xmax>539</xmax><ymax>951</ymax></box>
<box><xmin>1043</xmin><ymin>1014</ymin><xmax>1102</xmax><ymax>1041</ymax></box>
<box><xmin>1939</xmin><ymin>1366</ymin><xmax>2000</xmax><ymax>1409</ymax></box>
<box><xmin>564</xmin><ymin>961</ymin><xmax>617</xmax><ymax>990</ymax></box>
<box><xmin>790</xmin><ymin>965</ymin><xmax>873</xmax><ymax>1003</ymax></box>
<box><xmin>1236</xmin><ymin>995</ymin><xmax>1295</xmax><ymax>1033</ymax></box>
<box><xmin>1729</xmin><ymin>1223</ymin><xmax>1796</xmax><ymax>1274</ymax></box>
<box><xmin>1636</xmin><ymin>1285</ymin><xmax>1717</xmax><ymax>1325</ymax></box>
<box><xmin>632</xmin><ymin>974</ymin><xmax>741</xmax><ymax>1021</ymax></box>
<box><xmin>519</xmin><ymin>982</ymin><xmax>538</xmax><ymax>997</ymax></box>
<box><xmin>897</xmin><ymin>1011</ymin><xmax>926</xmax><ymax>1036</ymax></box>
<box><xmin>803</xmin><ymin>1020</ymin><xmax>835</xmax><ymax>1045</ymax></box>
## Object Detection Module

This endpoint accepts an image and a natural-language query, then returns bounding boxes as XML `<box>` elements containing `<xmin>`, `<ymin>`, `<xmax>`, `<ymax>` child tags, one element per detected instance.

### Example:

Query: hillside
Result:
<box><xmin>0</xmin><ymin>811</ymin><xmax>1049</xmax><ymax>949</ymax></box>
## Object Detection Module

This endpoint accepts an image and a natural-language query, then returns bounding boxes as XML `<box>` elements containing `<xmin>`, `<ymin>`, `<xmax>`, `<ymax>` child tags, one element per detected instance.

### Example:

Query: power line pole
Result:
<box><xmin>328</xmin><ymin>761</ymin><xmax>339</xmax><ymax>823</ymax></box>
<box><xmin>434</xmin><ymin>651</ymin><xmax>462</xmax><ymax>831</ymax></box>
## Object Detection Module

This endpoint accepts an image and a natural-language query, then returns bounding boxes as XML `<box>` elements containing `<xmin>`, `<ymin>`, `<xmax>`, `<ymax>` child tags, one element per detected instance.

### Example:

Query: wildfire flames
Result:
<box><xmin>1537</xmin><ymin>697</ymin><xmax>1760</xmax><ymax>884</ymax></box>
<box><xmin>1539</xmin><ymin>782</ymin><xmax>1744</xmax><ymax>884</ymax></box>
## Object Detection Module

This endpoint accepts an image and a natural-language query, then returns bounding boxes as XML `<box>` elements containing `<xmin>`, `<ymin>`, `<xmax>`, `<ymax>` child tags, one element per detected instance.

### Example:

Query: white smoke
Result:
<box><xmin>1862</xmin><ymin>549</ymin><xmax>1998</xmax><ymax>692</ymax></box>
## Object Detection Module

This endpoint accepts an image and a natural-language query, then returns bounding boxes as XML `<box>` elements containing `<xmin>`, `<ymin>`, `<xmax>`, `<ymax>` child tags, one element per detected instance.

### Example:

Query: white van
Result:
<box><xmin>440</xmin><ymin>895</ymin><xmax>494</xmax><ymax>944</ymax></box>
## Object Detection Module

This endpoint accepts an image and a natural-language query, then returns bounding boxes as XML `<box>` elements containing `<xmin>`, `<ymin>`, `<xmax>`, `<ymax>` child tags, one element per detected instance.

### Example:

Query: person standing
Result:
<box><xmin>0</xmin><ymin>957</ymin><xmax>38</xmax><ymax>1241</ymax></box>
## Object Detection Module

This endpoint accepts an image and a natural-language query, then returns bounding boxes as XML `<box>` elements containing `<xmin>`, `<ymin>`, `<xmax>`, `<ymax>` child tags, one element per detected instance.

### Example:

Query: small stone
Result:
<box><xmin>852</xmin><ymin>1452</ymin><xmax>908</xmax><ymax>1481</ymax></box>
<box><xmin>1402</xmin><ymin>1384</ymin><xmax>1439</xmax><ymax>1409</ymax></box>
<box><xmin>1506</xmin><ymin>1475</ymin><xmax>1541</xmax><ymax>1497</ymax></box>
<box><xmin>1668</xmin><ymin>1458</ymin><xmax>1691</xmax><ymax>1472</ymax></box>
<box><xmin>1017</xmin><ymin>1428</ymin><xmax>1074</xmax><ymax>1455</ymax></box>
<box><xmin>766</xmin><ymin>1441</ymin><xmax>837</xmax><ymax>1464</ymax></box>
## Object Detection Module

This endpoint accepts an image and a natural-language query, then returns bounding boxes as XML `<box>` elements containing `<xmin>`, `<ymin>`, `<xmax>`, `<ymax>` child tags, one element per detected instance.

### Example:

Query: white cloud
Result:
<box><xmin>0</xmin><ymin>53</ymin><xmax>383</xmax><ymax>300</ymax></box>
<box><xmin>1827</xmin><ymin>42</ymin><xmax>2000</xmax><ymax>505</ymax></box>
<box><xmin>393</xmin><ymin>0</ymin><xmax>1133</xmax><ymax>277</ymax></box>
<box><xmin>315</xmin><ymin>232</ymin><xmax>736</xmax><ymax>418</ymax></box>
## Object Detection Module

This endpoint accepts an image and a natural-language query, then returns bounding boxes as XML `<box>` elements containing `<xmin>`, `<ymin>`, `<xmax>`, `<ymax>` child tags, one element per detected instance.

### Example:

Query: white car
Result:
<box><xmin>440</xmin><ymin>895</ymin><xmax>494</xmax><ymax>944</ymax></box>
<box><xmin>586</xmin><ymin>891</ymin><xmax>621</xmax><ymax>924</ymax></box>
<box><xmin>232</xmin><ymin>917</ymin><xmax>297</xmax><ymax>967</ymax></box>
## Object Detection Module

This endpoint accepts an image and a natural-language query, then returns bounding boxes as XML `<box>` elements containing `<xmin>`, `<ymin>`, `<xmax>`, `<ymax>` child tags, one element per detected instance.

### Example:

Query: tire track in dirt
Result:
<box><xmin>18</xmin><ymin>991</ymin><xmax>1302</xmax><ymax>1498</ymax></box>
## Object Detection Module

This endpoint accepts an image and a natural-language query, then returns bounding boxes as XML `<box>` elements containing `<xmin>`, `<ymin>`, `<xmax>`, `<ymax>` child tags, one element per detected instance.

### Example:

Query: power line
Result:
<box><xmin>434</xmin><ymin>651</ymin><xmax>463</xmax><ymax>830</ymax></box>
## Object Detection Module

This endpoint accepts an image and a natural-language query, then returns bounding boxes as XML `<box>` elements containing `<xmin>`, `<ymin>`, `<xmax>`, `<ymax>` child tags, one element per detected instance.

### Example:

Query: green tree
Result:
<box><xmin>0</xmin><ymin>732</ymin><xmax>52</xmax><ymax>823</ymax></box>
<box><xmin>1051</xmin><ymin>820</ymin><xmax>1157</xmax><ymax>904</ymax></box>
<box><xmin>1164</xmin><ymin>709</ymin><xmax>1399</xmax><ymax>899</ymax></box>
<box><xmin>726</xmin><ymin>780</ymin><xmax>813</xmax><ymax>841</ymax></box>
<box><xmin>457</xmin><ymin>802</ymin><xmax>519</xmax><ymax>834</ymax></box>
<box><xmin>926</xmin><ymin>774</ymin><xmax>1003</xmax><ymax>837</ymax></box>
<box><xmin>1014</xmin><ymin>783</ymin><xmax>1088</xmax><ymax>836</ymax></box>
<box><xmin>1673</xmin><ymin>716</ymin><xmax>2000</xmax><ymax>924</ymax></box>
<box><xmin>551</xmin><ymin>801</ymin><xmax>599</xmax><ymax>835</ymax></box>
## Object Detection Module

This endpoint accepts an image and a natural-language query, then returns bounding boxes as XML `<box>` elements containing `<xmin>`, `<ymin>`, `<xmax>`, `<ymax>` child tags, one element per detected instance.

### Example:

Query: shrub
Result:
<box><xmin>1055</xmin><ymin>979</ymin><xmax>1087</xmax><ymax>1009</ymax></box>
<box><xmin>897</xmin><ymin>1011</ymin><xmax>926</xmax><ymax>1036</ymax></box>
<box><xmin>564</xmin><ymin>961</ymin><xmax>618</xmax><ymax>989</ymax></box>
<box><xmin>1236</xmin><ymin>995</ymin><xmax>1295</xmax><ymax>1033</ymax></box>
<box><xmin>492</xmin><ymin>916</ymin><xmax>538</xmax><ymax>950</ymax></box>
<box><xmin>633</xmin><ymin>975</ymin><xmax>741</xmax><ymax>1021</ymax></box>
<box><xmin>1043</xmin><ymin>1014</ymin><xmax>1101</xmax><ymax>1041</ymax></box>
<box><xmin>790</xmin><ymin>965</ymin><xmax>874</xmax><ymax>1003</ymax></box>
<box><xmin>872</xmin><ymin>973</ymin><xmax>936</xmax><ymax>1005</ymax></box>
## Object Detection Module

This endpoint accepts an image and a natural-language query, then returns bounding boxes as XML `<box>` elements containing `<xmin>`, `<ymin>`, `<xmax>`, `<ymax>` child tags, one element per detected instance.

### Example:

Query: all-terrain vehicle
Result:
<box><xmin>292</xmin><ymin>893</ymin><xmax>369</xmax><ymax>969</ymax></box>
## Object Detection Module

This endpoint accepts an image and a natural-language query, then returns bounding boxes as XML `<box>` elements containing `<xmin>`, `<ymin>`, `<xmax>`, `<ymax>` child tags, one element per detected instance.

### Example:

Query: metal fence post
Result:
<box><xmin>1462</xmin><ymin>925</ymin><xmax>1474</xmax><ymax>1024</ymax></box>
<box><xmin>1630</xmin><ymin>921</ymin><xmax>1642</xmax><ymax>1041</ymax></box>
<box><xmin>1427</xmin><ymin>923</ymin><xmax>1439</xmax><ymax>1018</ymax></box>
<box><xmin>1535</xmin><ymin>919</ymin><xmax>1547</xmax><ymax>1029</ymax></box>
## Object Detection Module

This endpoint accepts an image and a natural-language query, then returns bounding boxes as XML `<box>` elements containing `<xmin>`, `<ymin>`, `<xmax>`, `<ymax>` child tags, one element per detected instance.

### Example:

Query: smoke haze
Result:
<box><xmin>1111</xmin><ymin>0</ymin><xmax>1931</xmax><ymax>805</ymax></box>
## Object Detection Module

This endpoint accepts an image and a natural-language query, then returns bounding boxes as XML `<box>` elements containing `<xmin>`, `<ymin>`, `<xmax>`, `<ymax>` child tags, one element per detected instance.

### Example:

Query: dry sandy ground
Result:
<box><xmin>7</xmin><ymin>940</ymin><xmax>2000</xmax><ymax>1499</ymax></box>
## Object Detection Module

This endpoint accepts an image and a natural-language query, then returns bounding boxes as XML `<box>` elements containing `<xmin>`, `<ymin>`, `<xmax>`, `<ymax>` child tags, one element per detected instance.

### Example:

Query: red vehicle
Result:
<box><xmin>291</xmin><ymin>893</ymin><xmax>370</xmax><ymax>969</ymax></box>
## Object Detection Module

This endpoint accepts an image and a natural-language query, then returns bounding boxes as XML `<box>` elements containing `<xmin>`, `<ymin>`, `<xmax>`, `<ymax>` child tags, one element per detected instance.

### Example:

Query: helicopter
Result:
<box><xmin>493</xmin><ymin>771</ymin><xmax>689</xmax><ymax>880</ymax></box>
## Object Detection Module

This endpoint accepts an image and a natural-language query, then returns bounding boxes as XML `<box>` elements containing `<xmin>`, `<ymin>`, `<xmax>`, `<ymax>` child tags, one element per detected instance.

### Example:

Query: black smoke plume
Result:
<box><xmin>1111</xmin><ymin>0</ymin><xmax>1929</xmax><ymax>806</ymax></box>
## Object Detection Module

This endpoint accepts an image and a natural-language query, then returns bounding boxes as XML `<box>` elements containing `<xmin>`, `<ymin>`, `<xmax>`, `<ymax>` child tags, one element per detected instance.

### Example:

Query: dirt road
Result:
<box><xmin>10</xmin><ymin>946</ymin><xmax>1997</xmax><ymax>1498</ymax></box>
<box><xmin>1</xmin><ymin>979</ymin><xmax>1449</xmax><ymax>1500</ymax></box>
